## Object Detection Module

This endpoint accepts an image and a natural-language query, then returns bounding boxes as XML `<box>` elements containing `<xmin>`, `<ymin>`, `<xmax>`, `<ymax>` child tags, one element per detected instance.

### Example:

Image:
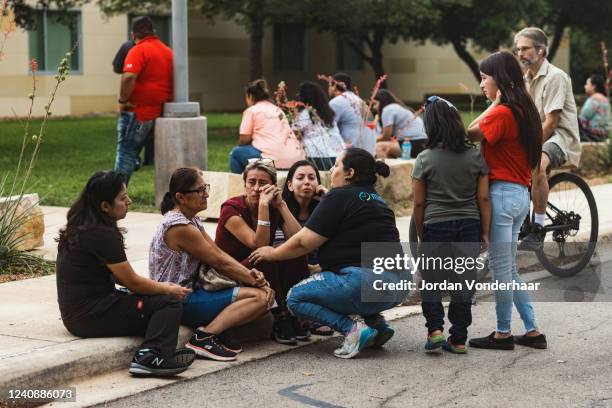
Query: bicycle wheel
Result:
<box><xmin>408</xmin><ymin>216</ymin><xmax>489</xmax><ymax>281</ymax></box>
<box><xmin>536</xmin><ymin>172</ymin><xmax>598</xmax><ymax>277</ymax></box>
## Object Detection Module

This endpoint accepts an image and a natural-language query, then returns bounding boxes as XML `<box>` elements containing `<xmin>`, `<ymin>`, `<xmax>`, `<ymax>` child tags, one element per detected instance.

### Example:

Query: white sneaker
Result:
<box><xmin>333</xmin><ymin>321</ymin><xmax>378</xmax><ymax>359</ymax></box>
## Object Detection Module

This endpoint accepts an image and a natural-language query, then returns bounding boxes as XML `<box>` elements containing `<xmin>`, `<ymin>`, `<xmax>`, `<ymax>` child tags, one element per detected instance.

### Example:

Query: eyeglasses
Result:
<box><xmin>182</xmin><ymin>184</ymin><xmax>210</xmax><ymax>196</ymax></box>
<box><xmin>513</xmin><ymin>46</ymin><xmax>534</xmax><ymax>55</ymax></box>
<box><xmin>247</xmin><ymin>158</ymin><xmax>275</xmax><ymax>167</ymax></box>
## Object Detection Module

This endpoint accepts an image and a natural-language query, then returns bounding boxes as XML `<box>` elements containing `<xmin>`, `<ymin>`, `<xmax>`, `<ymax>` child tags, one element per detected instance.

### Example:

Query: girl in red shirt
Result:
<box><xmin>467</xmin><ymin>51</ymin><xmax>547</xmax><ymax>350</ymax></box>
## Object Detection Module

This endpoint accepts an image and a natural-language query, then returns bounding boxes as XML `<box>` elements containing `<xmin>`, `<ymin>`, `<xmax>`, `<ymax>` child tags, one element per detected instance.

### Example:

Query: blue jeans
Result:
<box><xmin>489</xmin><ymin>181</ymin><xmax>538</xmax><ymax>333</ymax></box>
<box><xmin>229</xmin><ymin>144</ymin><xmax>262</xmax><ymax>174</ymax></box>
<box><xmin>181</xmin><ymin>287</ymin><xmax>239</xmax><ymax>329</ymax></box>
<box><xmin>114</xmin><ymin>112</ymin><xmax>154</xmax><ymax>185</ymax></box>
<box><xmin>286</xmin><ymin>266</ymin><xmax>405</xmax><ymax>335</ymax></box>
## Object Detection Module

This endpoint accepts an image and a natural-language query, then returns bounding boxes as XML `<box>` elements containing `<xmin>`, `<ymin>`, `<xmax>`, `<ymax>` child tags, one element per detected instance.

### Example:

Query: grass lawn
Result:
<box><xmin>1</xmin><ymin>113</ymin><xmax>241</xmax><ymax>212</ymax></box>
<box><xmin>1</xmin><ymin>111</ymin><xmax>477</xmax><ymax>212</ymax></box>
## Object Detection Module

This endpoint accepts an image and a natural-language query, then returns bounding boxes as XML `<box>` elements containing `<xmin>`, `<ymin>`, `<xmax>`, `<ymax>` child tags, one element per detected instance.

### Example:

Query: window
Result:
<box><xmin>128</xmin><ymin>15</ymin><xmax>172</xmax><ymax>46</ymax></box>
<box><xmin>336</xmin><ymin>38</ymin><xmax>364</xmax><ymax>71</ymax></box>
<box><xmin>28</xmin><ymin>10</ymin><xmax>81</xmax><ymax>73</ymax></box>
<box><xmin>273</xmin><ymin>24</ymin><xmax>305</xmax><ymax>71</ymax></box>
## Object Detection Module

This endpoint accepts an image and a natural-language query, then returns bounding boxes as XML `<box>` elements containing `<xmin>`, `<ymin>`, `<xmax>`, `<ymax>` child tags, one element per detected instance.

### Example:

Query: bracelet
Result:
<box><xmin>257</xmin><ymin>220</ymin><xmax>271</xmax><ymax>227</ymax></box>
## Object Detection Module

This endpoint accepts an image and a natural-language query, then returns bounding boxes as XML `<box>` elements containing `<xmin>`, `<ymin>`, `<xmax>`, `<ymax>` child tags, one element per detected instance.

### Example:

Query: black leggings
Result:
<box><xmin>63</xmin><ymin>292</ymin><xmax>182</xmax><ymax>357</ymax></box>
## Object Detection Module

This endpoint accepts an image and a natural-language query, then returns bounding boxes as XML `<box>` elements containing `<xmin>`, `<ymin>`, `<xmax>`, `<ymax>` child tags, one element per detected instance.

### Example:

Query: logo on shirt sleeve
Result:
<box><xmin>359</xmin><ymin>192</ymin><xmax>385</xmax><ymax>203</ymax></box>
<box><xmin>126</xmin><ymin>63</ymin><xmax>133</xmax><ymax>68</ymax></box>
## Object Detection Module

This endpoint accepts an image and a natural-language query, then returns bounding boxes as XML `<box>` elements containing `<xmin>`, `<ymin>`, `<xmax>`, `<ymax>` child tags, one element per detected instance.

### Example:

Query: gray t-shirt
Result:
<box><xmin>411</xmin><ymin>146</ymin><xmax>489</xmax><ymax>224</ymax></box>
<box><xmin>329</xmin><ymin>91</ymin><xmax>376</xmax><ymax>155</ymax></box>
<box><xmin>381</xmin><ymin>103</ymin><xmax>427</xmax><ymax>141</ymax></box>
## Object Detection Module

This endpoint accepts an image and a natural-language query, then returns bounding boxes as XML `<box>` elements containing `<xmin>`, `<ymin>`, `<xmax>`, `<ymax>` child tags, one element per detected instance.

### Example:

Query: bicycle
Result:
<box><xmin>408</xmin><ymin>168</ymin><xmax>599</xmax><ymax>280</ymax></box>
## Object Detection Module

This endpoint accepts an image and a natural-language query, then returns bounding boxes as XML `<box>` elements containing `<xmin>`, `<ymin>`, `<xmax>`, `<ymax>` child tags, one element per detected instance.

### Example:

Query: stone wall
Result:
<box><xmin>577</xmin><ymin>142</ymin><xmax>611</xmax><ymax>176</ymax></box>
<box><xmin>199</xmin><ymin>159</ymin><xmax>414</xmax><ymax>219</ymax></box>
<box><xmin>0</xmin><ymin>194</ymin><xmax>44</xmax><ymax>251</ymax></box>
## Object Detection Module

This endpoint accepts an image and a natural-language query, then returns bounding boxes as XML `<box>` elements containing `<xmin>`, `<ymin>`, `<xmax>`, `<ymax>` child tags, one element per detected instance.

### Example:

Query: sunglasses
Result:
<box><xmin>247</xmin><ymin>158</ymin><xmax>275</xmax><ymax>167</ymax></box>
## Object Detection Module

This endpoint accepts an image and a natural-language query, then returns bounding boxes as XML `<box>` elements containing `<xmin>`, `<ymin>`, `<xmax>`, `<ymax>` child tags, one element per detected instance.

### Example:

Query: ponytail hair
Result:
<box><xmin>342</xmin><ymin>147</ymin><xmax>390</xmax><ymax>185</ymax></box>
<box><xmin>160</xmin><ymin>167</ymin><xmax>202</xmax><ymax>215</ymax></box>
<box><xmin>245</xmin><ymin>78</ymin><xmax>270</xmax><ymax>103</ymax></box>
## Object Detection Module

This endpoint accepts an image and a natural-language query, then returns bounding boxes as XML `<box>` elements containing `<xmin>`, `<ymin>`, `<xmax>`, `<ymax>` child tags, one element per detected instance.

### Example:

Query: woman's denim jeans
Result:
<box><xmin>229</xmin><ymin>144</ymin><xmax>262</xmax><ymax>174</ymax></box>
<box><xmin>489</xmin><ymin>181</ymin><xmax>538</xmax><ymax>333</ymax></box>
<box><xmin>286</xmin><ymin>266</ymin><xmax>406</xmax><ymax>335</ymax></box>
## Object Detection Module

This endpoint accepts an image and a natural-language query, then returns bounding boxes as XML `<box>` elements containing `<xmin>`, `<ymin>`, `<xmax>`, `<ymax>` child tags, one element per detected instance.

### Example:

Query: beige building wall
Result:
<box><xmin>0</xmin><ymin>4</ymin><xmax>571</xmax><ymax>117</ymax></box>
<box><xmin>0</xmin><ymin>3</ymin><xmax>127</xmax><ymax>118</ymax></box>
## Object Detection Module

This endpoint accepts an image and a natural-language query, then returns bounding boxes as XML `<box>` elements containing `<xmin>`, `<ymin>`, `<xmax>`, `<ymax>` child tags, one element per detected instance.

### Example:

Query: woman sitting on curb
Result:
<box><xmin>56</xmin><ymin>171</ymin><xmax>195</xmax><ymax>377</ymax></box>
<box><xmin>215</xmin><ymin>159</ymin><xmax>311</xmax><ymax>345</ymax></box>
<box><xmin>250</xmin><ymin>148</ymin><xmax>410</xmax><ymax>359</ymax></box>
<box><xmin>276</xmin><ymin>159</ymin><xmax>333</xmax><ymax>336</ymax></box>
<box><xmin>150</xmin><ymin>167</ymin><xmax>274</xmax><ymax>362</ymax></box>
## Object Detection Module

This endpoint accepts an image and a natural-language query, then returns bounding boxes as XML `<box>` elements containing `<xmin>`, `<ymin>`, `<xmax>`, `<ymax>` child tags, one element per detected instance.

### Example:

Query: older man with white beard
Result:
<box><xmin>513</xmin><ymin>27</ymin><xmax>581</xmax><ymax>249</ymax></box>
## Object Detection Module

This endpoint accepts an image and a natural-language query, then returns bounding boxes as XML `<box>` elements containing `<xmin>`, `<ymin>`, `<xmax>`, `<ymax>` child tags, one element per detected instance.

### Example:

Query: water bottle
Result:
<box><xmin>401</xmin><ymin>140</ymin><xmax>412</xmax><ymax>160</ymax></box>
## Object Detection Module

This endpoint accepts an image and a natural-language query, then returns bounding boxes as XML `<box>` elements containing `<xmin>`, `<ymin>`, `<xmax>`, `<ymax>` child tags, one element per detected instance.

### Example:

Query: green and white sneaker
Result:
<box><xmin>333</xmin><ymin>322</ymin><xmax>378</xmax><ymax>359</ymax></box>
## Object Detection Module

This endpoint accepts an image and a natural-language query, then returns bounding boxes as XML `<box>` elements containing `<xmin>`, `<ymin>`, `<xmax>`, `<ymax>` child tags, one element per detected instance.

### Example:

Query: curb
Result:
<box><xmin>2</xmin><ymin>233</ymin><xmax>610</xmax><ymax>404</ymax></box>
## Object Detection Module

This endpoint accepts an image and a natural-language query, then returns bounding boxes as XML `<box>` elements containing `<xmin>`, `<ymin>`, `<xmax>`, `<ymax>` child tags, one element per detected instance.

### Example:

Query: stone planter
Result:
<box><xmin>0</xmin><ymin>194</ymin><xmax>44</xmax><ymax>251</ymax></box>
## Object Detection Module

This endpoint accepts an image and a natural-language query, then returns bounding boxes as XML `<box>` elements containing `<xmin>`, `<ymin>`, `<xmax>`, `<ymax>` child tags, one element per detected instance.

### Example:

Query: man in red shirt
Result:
<box><xmin>114</xmin><ymin>17</ymin><xmax>174</xmax><ymax>185</ymax></box>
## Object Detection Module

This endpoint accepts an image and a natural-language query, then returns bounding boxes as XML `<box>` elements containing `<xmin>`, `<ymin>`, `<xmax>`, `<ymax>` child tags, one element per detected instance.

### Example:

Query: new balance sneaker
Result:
<box><xmin>129</xmin><ymin>348</ymin><xmax>193</xmax><ymax>377</ymax></box>
<box><xmin>186</xmin><ymin>330</ymin><xmax>238</xmax><ymax>361</ymax></box>
<box><xmin>272</xmin><ymin>317</ymin><xmax>298</xmax><ymax>345</ymax></box>
<box><xmin>333</xmin><ymin>322</ymin><xmax>378</xmax><ymax>359</ymax></box>
<box><xmin>289</xmin><ymin>316</ymin><xmax>312</xmax><ymax>341</ymax></box>
<box><xmin>424</xmin><ymin>333</ymin><xmax>446</xmax><ymax>352</ymax></box>
<box><xmin>217</xmin><ymin>331</ymin><xmax>243</xmax><ymax>353</ymax></box>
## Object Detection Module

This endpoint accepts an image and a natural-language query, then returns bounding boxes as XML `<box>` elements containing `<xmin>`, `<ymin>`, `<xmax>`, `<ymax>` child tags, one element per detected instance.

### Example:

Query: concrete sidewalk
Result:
<box><xmin>1</xmin><ymin>182</ymin><xmax>611</xmax><ymax>406</ymax></box>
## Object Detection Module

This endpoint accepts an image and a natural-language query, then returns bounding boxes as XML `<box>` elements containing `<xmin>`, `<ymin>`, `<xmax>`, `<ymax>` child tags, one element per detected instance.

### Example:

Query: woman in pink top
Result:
<box><xmin>230</xmin><ymin>79</ymin><xmax>304</xmax><ymax>173</ymax></box>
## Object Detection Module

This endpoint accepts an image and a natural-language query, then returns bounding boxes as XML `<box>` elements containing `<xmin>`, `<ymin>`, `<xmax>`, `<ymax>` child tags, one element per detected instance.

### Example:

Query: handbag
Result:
<box><xmin>196</xmin><ymin>263</ymin><xmax>237</xmax><ymax>291</ymax></box>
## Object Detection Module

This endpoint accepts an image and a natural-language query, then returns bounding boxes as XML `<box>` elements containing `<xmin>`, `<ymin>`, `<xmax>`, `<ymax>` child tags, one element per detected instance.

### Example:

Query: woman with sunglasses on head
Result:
<box><xmin>230</xmin><ymin>78</ymin><xmax>305</xmax><ymax>174</ymax></box>
<box><xmin>373</xmin><ymin>89</ymin><xmax>427</xmax><ymax>159</ymax></box>
<box><xmin>412</xmin><ymin>97</ymin><xmax>490</xmax><ymax>354</ymax></box>
<box><xmin>215</xmin><ymin>159</ymin><xmax>311</xmax><ymax>345</ymax></box>
<box><xmin>466</xmin><ymin>51</ymin><xmax>547</xmax><ymax>350</ymax></box>
<box><xmin>56</xmin><ymin>171</ymin><xmax>195</xmax><ymax>377</ymax></box>
<box><xmin>249</xmin><ymin>148</ymin><xmax>409</xmax><ymax>359</ymax></box>
<box><xmin>150</xmin><ymin>167</ymin><xmax>275</xmax><ymax>362</ymax></box>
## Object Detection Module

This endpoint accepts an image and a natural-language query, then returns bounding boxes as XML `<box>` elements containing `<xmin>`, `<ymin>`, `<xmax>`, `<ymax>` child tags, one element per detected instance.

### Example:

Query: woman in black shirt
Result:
<box><xmin>56</xmin><ymin>171</ymin><xmax>194</xmax><ymax>376</ymax></box>
<box><xmin>250</xmin><ymin>148</ymin><xmax>409</xmax><ymax>359</ymax></box>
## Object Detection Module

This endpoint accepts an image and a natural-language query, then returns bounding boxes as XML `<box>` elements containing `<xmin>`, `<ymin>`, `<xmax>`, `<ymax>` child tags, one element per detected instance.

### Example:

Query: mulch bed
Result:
<box><xmin>0</xmin><ymin>262</ymin><xmax>55</xmax><ymax>284</ymax></box>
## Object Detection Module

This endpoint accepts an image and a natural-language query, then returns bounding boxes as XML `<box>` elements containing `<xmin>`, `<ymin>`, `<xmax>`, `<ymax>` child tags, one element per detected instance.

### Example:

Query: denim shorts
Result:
<box><xmin>181</xmin><ymin>287</ymin><xmax>239</xmax><ymax>329</ymax></box>
<box><xmin>542</xmin><ymin>141</ymin><xmax>566</xmax><ymax>169</ymax></box>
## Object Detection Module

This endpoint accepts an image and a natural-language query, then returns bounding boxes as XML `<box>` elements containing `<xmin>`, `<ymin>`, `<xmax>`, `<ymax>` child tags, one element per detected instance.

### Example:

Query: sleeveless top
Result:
<box><xmin>149</xmin><ymin>211</ymin><xmax>203</xmax><ymax>288</ymax></box>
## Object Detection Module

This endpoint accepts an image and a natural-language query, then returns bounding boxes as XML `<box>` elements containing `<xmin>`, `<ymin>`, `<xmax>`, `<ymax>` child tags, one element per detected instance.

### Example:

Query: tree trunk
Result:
<box><xmin>547</xmin><ymin>18</ymin><xmax>568</xmax><ymax>63</ymax></box>
<box><xmin>450</xmin><ymin>37</ymin><xmax>480</xmax><ymax>84</ymax></box>
<box><xmin>369</xmin><ymin>29</ymin><xmax>387</xmax><ymax>86</ymax></box>
<box><xmin>346</xmin><ymin>30</ymin><xmax>387</xmax><ymax>86</ymax></box>
<box><xmin>249</xmin><ymin>19</ymin><xmax>264</xmax><ymax>80</ymax></box>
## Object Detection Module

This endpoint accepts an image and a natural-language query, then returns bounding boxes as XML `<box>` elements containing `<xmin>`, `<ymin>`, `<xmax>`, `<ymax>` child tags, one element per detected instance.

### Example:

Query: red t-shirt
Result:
<box><xmin>215</xmin><ymin>195</ymin><xmax>283</xmax><ymax>262</ymax></box>
<box><xmin>123</xmin><ymin>36</ymin><xmax>173</xmax><ymax>121</ymax></box>
<box><xmin>479</xmin><ymin>104</ymin><xmax>532</xmax><ymax>186</ymax></box>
